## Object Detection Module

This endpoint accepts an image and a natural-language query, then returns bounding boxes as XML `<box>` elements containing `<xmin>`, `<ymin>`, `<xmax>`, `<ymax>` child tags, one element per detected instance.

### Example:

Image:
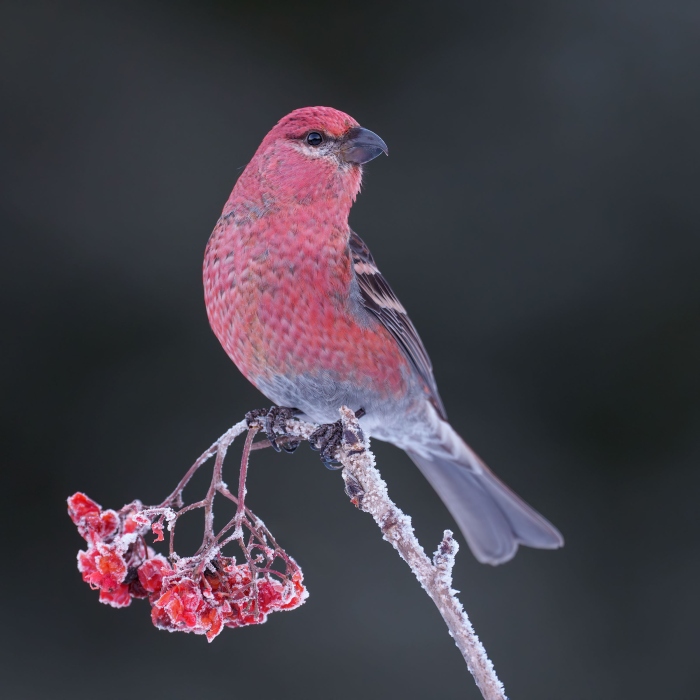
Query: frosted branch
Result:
<box><xmin>263</xmin><ymin>407</ymin><xmax>507</xmax><ymax>700</ymax></box>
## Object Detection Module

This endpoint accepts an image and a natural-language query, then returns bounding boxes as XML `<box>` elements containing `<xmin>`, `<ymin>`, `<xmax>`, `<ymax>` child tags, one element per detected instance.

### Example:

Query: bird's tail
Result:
<box><xmin>406</xmin><ymin>420</ymin><xmax>563</xmax><ymax>565</ymax></box>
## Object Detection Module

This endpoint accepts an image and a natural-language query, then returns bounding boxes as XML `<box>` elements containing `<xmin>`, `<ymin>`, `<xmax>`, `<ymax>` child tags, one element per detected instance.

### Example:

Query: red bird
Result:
<box><xmin>204</xmin><ymin>106</ymin><xmax>563</xmax><ymax>564</ymax></box>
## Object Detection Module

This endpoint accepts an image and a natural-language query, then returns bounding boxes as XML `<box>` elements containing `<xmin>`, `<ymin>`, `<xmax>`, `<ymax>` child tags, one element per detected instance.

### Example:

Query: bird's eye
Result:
<box><xmin>306</xmin><ymin>132</ymin><xmax>324</xmax><ymax>146</ymax></box>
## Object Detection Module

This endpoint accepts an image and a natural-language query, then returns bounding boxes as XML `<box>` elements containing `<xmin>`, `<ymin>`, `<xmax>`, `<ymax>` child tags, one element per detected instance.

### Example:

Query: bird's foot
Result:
<box><xmin>309</xmin><ymin>408</ymin><xmax>365</xmax><ymax>470</ymax></box>
<box><xmin>245</xmin><ymin>406</ymin><xmax>301</xmax><ymax>453</ymax></box>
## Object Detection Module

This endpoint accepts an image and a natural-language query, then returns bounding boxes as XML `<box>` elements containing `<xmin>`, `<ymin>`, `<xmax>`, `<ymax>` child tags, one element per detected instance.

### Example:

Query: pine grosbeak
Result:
<box><xmin>203</xmin><ymin>107</ymin><xmax>563</xmax><ymax>564</ymax></box>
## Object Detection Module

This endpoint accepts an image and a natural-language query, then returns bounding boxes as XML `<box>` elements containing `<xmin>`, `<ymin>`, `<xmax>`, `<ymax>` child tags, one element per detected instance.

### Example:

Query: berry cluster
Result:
<box><xmin>68</xmin><ymin>491</ymin><xmax>307</xmax><ymax>641</ymax></box>
<box><xmin>68</xmin><ymin>492</ymin><xmax>153</xmax><ymax>608</ymax></box>
<box><xmin>149</xmin><ymin>559</ymin><xmax>306</xmax><ymax>641</ymax></box>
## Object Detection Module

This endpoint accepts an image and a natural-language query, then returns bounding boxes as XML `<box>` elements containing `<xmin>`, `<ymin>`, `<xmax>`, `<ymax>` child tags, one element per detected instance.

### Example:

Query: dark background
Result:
<box><xmin>2</xmin><ymin>1</ymin><xmax>698</xmax><ymax>698</ymax></box>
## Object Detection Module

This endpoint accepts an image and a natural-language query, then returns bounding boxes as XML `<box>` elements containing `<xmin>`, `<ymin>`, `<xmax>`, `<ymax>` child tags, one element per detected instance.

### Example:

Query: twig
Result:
<box><xmin>236</xmin><ymin>426</ymin><xmax>258</xmax><ymax>529</ymax></box>
<box><xmin>271</xmin><ymin>407</ymin><xmax>507</xmax><ymax>700</ymax></box>
<box><xmin>338</xmin><ymin>407</ymin><xmax>507</xmax><ymax>700</ymax></box>
<box><xmin>158</xmin><ymin>419</ymin><xmax>249</xmax><ymax>508</ymax></box>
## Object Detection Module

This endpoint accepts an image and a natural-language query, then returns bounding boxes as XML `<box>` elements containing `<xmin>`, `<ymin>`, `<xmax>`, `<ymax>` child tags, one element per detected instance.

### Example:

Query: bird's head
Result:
<box><xmin>248</xmin><ymin>107</ymin><xmax>388</xmax><ymax>207</ymax></box>
<box><xmin>268</xmin><ymin>106</ymin><xmax>388</xmax><ymax>167</ymax></box>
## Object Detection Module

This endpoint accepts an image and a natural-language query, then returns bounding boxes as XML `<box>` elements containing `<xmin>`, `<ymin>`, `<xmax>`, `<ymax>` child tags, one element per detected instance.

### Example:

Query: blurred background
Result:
<box><xmin>1</xmin><ymin>1</ymin><xmax>699</xmax><ymax>698</ymax></box>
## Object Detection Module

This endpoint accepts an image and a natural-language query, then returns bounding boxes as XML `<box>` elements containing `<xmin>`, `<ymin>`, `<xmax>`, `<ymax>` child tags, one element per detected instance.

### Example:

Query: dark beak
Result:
<box><xmin>340</xmin><ymin>126</ymin><xmax>388</xmax><ymax>165</ymax></box>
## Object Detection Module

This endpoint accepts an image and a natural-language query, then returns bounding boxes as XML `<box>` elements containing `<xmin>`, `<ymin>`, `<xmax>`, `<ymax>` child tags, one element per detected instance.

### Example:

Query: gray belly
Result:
<box><xmin>254</xmin><ymin>370</ymin><xmax>428</xmax><ymax>444</ymax></box>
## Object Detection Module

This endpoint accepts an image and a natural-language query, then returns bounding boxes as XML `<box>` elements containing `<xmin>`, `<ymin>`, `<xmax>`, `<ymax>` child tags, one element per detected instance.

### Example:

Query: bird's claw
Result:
<box><xmin>245</xmin><ymin>408</ymin><xmax>268</xmax><ymax>426</ymax></box>
<box><xmin>309</xmin><ymin>408</ymin><xmax>366</xmax><ymax>470</ymax></box>
<box><xmin>246</xmin><ymin>406</ymin><xmax>301</xmax><ymax>453</ymax></box>
<box><xmin>309</xmin><ymin>420</ymin><xmax>343</xmax><ymax>469</ymax></box>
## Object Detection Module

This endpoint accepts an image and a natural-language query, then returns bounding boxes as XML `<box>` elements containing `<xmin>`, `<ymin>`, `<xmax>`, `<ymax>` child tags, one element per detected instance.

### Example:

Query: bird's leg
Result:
<box><xmin>245</xmin><ymin>406</ymin><xmax>301</xmax><ymax>453</ymax></box>
<box><xmin>310</xmin><ymin>408</ymin><xmax>365</xmax><ymax>469</ymax></box>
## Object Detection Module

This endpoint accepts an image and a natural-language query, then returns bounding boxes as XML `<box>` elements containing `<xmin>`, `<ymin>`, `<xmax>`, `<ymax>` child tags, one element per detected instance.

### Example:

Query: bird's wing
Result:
<box><xmin>348</xmin><ymin>229</ymin><xmax>447</xmax><ymax>420</ymax></box>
